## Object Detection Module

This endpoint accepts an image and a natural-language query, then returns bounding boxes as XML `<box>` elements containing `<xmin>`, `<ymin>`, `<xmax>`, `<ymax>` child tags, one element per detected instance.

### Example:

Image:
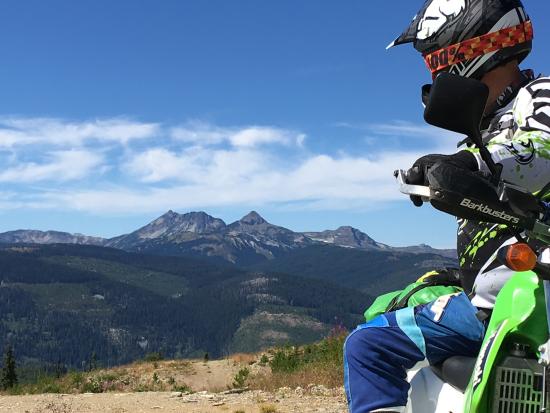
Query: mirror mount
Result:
<box><xmin>424</xmin><ymin>73</ymin><xmax>502</xmax><ymax>182</ymax></box>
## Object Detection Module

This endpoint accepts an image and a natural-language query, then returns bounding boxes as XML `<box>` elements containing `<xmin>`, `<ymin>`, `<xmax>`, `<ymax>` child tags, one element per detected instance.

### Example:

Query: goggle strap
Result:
<box><xmin>423</xmin><ymin>21</ymin><xmax>534</xmax><ymax>77</ymax></box>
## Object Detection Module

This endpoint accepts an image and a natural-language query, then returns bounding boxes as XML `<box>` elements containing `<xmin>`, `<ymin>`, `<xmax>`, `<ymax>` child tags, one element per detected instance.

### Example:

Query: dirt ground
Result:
<box><xmin>0</xmin><ymin>357</ymin><xmax>348</xmax><ymax>413</ymax></box>
<box><xmin>0</xmin><ymin>389</ymin><xmax>348</xmax><ymax>413</ymax></box>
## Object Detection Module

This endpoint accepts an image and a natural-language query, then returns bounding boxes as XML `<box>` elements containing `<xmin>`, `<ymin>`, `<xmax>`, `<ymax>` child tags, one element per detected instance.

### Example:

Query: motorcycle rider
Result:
<box><xmin>344</xmin><ymin>1</ymin><xmax>550</xmax><ymax>412</ymax></box>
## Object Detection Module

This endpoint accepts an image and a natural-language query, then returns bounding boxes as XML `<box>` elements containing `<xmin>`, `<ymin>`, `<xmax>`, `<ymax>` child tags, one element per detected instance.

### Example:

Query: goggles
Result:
<box><xmin>422</xmin><ymin>20</ymin><xmax>533</xmax><ymax>79</ymax></box>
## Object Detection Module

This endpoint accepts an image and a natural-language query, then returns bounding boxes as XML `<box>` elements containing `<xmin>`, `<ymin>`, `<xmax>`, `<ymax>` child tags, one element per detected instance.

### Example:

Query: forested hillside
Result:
<box><xmin>0</xmin><ymin>244</ymin><xmax>369</xmax><ymax>373</ymax></box>
<box><xmin>249</xmin><ymin>244</ymin><xmax>457</xmax><ymax>297</ymax></box>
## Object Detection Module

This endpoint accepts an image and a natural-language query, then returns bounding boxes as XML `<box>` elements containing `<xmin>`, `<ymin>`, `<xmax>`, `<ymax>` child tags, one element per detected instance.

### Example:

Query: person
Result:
<box><xmin>343</xmin><ymin>0</ymin><xmax>550</xmax><ymax>412</ymax></box>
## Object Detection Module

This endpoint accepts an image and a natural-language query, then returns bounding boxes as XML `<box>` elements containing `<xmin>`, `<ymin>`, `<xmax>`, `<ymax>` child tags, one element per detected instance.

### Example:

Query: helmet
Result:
<box><xmin>388</xmin><ymin>0</ymin><xmax>533</xmax><ymax>80</ymax></box>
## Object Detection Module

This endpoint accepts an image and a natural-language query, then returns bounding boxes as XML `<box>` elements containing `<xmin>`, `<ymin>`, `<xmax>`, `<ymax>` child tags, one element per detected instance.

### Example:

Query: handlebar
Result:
<box><xmin>394</xmin><ymin>168</ymin><xmax>550</xmax><ymax>245</ymax></box>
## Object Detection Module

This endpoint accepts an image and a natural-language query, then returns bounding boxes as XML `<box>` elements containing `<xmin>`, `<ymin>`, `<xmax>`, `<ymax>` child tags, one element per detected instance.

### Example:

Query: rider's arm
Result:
<box><xmin>469</xmin><ymin>78</ymin><xmax>550</xmax><ymax>193</ymax></box>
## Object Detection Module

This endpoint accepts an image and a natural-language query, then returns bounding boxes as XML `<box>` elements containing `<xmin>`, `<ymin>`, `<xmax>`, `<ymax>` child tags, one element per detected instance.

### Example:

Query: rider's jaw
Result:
<box><xmin>480</xmin><ymin>60</ymin><xmax>522</xmax><ymax>114</ymax></box>
<box><xmin>420</xmin><ymin>60</ymin><xmax>523</xmax><ymax>114</ymax></box>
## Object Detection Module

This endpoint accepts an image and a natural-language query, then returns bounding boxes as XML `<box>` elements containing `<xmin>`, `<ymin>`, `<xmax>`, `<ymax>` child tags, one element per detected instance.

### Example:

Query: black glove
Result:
<box><xmin>406</xmin><ymin>150</ymin><xmax>478</xmax><ymax>207</ymax></box>
<box><xmin>418</xmin><ymin>267</ymin><xmax>462</xmax><ymax>287</ymax></box>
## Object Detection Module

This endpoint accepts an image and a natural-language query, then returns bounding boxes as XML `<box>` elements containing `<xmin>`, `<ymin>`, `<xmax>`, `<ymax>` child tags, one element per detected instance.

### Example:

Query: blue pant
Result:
<box><xmin>344</xmin><ymin>292</ymin><xmax>485</xmax><ymax>413</ymax></box>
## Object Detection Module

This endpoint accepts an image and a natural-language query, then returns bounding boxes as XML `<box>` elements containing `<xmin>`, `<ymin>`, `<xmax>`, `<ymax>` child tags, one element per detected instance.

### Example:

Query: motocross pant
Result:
<box><xmin>344</xmin><ymin>292</ymin><xmax>485</xmax><ymax>413</ymax></box>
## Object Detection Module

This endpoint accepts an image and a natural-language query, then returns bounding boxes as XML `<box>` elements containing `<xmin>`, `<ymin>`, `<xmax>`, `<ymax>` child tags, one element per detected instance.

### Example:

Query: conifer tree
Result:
<box><xmin>1</xmin><ymin>345</ymin><xmax>17</xmax><ymax>390</ymax></box>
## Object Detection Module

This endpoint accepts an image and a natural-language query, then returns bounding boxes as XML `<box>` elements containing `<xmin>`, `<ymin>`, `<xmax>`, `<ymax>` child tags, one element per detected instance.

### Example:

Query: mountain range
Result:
<box><xmin>0</xmin><ymin>210</ymin><xmax>457</xmax><ymax>265</ymax></box>
<box><xmin>0</xmin><ymin>210</ymin><xmax>458</xmax><ymax>372</ymax></box>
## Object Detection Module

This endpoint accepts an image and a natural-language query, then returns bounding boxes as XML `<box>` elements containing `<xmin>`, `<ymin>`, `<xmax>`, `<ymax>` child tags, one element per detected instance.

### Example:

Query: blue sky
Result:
<box><xmin>0</xmin><ymin>1</ymin><xmax>548</xmax><ymax>248</ymax></box>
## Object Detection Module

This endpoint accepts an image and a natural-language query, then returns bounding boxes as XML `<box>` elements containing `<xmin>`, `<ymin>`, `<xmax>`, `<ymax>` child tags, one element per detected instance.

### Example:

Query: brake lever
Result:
<box><xmin>394</xmin><ymin>170</ymin><xmax>431</xmax><ymax>202</ymax></box>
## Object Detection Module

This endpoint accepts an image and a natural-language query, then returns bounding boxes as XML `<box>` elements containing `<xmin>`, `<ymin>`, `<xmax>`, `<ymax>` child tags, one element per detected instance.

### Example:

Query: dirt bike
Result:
<box><xmin>394</xmin><ymin>73</ymin><xmax>550</xmax><ymax>413</ymax></box>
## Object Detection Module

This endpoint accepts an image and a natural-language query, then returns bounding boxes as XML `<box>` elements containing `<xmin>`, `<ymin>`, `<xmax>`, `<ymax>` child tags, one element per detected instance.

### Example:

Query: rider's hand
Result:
<box><xmin>406</xmin><ymin>151</ymin><xmax>479</xmax><ymax>207</ymax></box>
<box><xmin>417</xmin><ymin>267</ymin><xmax>462</xmax><ymax>287</ymax></box>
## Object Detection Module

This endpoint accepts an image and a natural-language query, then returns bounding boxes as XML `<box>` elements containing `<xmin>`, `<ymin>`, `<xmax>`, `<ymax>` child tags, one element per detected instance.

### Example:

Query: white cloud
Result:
<box><xmin>124</xmin><ymin>148</ymin><xmax>191</xmax><ymax>183</ymax></box>
<box><xmin>336</xmin><ymin>120</ymin><xmax>461</xmax><ymax>153</ymax></box>
<box><xmin>170</xmin><ymin>121</ymin><xmax>227</xmax><ymax>145</ymax></box>
<box><xmin>230</xmin><ymin>127</ymin><xmax>302</xmax><ymax>147</ymax></box>
<box><xmin>0</xmin><ymin>118</ymin><xmax>453</xmax><ymax>215</ymax></box>
<box><xmin>0</xmin><ymin>117</ymin><xmax>159</xmax><ymax>147</ymax></box>
<box><xmin>40</xmin><ymin>148</ymin><xmax>423</xmax><ymax>214</ymax></box>
<box><xmin>124</xmin><ymin>146</ymin><xmax>269</xmax><ymax>184</ymax></box>
<box><xmin>370</xmin><ymin>121</ymin><xmax>459</xmax><ymax>140</ymax></box>
<box><xmin>171</xmin><ymin>121</ymin><xmax>305</xmax><ymax>148</ymax></box>
<box><xmin>0</xmin><ymin>150</ymin><xmax>104</xmax><ymax>182</ymax></box>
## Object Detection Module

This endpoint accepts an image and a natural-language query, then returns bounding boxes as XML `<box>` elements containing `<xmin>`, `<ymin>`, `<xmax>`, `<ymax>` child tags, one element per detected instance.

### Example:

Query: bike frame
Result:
<box><xmin>396</xmin><ymin>169</ymin><xmax>550</xmax><ymax>412</ymax></box>
<box><xmin>464</xmin><ymin>270</ymin><xmax>547</xmax><ymax>411</ymax></box>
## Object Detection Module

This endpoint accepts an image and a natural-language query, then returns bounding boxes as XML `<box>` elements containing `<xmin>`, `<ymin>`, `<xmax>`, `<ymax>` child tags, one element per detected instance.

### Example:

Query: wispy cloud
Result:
<box><xmin>0</xmin><ymin>117</ymin><xmax>159</xmax><ymax>147</ymax></box>
<box><xmin>369</xmin><ymin>121</ymin><xmax>459</xmax><ymax>141</ymax></box>
<box><xmin>38</xmin><ymin>150</ymin><xmax>422</xmax><ymax>214</ymax></box>
<box><xmin>125</xmin><ymin>146</ymin><xmax>271</xmax><ymax>185</ymax></box>
<box><xmin>0</xmin><ymin>116</ymin><xmax>453</xmax><ymax>215</ymax></box>
<box><xmin>334</xmin><ymin>120</ymin><xmax>460</xmax><ymax>152</ymax></box>
<box><xmin>170</xmin><ymin>121</ymin><xmax>305</xmax><ymax>148</ymax></box>
<box><xmin>0</xmin><ymin>150</ymin><xmax>104</xmax><ymax>183</ymax></box>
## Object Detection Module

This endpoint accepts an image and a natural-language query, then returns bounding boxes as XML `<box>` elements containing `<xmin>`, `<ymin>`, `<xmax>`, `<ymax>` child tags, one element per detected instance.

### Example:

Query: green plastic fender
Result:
<box><xmin>464</xmin><ymin>270</ymin><xmax>548</xmax><ymax>412</ymax></box>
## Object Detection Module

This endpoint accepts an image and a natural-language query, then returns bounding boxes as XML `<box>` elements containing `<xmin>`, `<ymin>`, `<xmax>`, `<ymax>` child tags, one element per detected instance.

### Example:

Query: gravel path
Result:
<box><xmin>0</xmin><ymin>388</ymin><xmax>348</xmax><ymax>413</ymax></box>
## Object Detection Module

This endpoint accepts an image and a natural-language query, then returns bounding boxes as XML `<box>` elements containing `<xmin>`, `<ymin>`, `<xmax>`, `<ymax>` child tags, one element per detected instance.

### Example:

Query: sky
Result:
<box><xmin>0</xmin><ymin>1</ymin><xmax>548</xmax><ymax>248</ymax></box>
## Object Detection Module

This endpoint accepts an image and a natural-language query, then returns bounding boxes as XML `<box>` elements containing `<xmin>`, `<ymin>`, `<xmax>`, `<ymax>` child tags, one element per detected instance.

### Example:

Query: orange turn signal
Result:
<box><xmin>505</xmin><ymin>243</ymin><xmax>537</xmax><ymax>272</ymax></box>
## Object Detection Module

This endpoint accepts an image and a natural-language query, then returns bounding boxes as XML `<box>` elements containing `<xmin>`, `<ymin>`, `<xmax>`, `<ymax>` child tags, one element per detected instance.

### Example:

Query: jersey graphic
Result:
<box><xmin>500</xmin><ymin>139</ymin><xmax>536</xmax><ymax>165</ymax></box>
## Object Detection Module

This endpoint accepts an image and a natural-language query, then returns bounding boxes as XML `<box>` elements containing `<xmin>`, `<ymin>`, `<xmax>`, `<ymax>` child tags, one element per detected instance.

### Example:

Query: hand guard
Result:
<box><xmin>406</xmin><ymin>151</ymin><xmax>479</xmax><ymax>207</ymax></box>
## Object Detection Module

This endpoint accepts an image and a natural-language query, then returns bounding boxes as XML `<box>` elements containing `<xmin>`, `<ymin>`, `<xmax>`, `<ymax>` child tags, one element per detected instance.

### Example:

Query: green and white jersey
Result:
<box><xmin>458</xmin><ymin>74</ymin><xmax>550</xmax><ymax>309</ymax></box>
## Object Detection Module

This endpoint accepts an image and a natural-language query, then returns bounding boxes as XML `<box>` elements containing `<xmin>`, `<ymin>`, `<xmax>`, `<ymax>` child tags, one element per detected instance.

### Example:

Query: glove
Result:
<box><xmin>406</xmin><ymin>150</ymin><xmax>479</xmax><ymax>207</ymax></box>
<box><xmin>417</xmin><ymin>267</ymin><xmax>462</xmax><ymax>287</ymax></box>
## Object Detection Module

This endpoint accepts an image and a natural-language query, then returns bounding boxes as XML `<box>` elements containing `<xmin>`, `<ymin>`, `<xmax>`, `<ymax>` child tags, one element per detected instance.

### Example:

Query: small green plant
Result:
<box><xmin>167</xmin><ymin>376</ymin><xmax>176</xmax><ymax>385</ymax></box>
<box><xmin>54</xmin><ymin>359</ymin><xmax>66</xmax><ymax>379</ymax></box>
<box><xmin>87</xmin><ymin>352</ymin><xmax>98</xmax><ymax>372</ymax></box>
<box><xmin>172</xmin><ymin>383</ymin><xmax>191</xmax><ymax>393</ymax></box>
<box><xmin>152</xmin><ymin>372</ymin><xmax>159</xmax><ymax>383</ymax></box>
<box><xmin>82</xmin><ymin>377</ymin><xmax>103</xmax><ymax>393</ymax></box>
<box><xmin>69</xmin><ymin>371</ymin><xmax>85</xmax><ymax>388</ymax></box>
<box><xmin>232</xmin><ymin>367</ymin><xmax>250</xmax><ymax>388</ymax></box>
<box><xmin>133</xmin><ymin>383</ymin><xmax>150</xmax><ymax>392</ymax></box>
<box><xmin>269</xmin><ymin>346</ymin><xmax>301</xmax><ymax>373</ymax></box>
<box><xmin>41</xmin><ymin>382</ymin><xmax>63</xmax><ymax>394</ymax></box>
<box><xmin>259</xmin><ymin>405</ymin><xmax>278</xmax><ymax>413</ymax></box>
<box><xmin>1</xmin><ymin>345</ymin><xmax>17</xmax><ymax>390</ymax></box>
<box><xmin>259</xmin><ymin>354</ymin><xmax>269</xmax><ymax>365</ymax></box>
<box><xmin>143</xmin><ymin>352</ymin><xmax>163</xmax><ymax>362</ymax></box>
<box><xmin>29</xmin><ymin>373</ymin><xmax>63</xmax><ymax>394</ymax></box>
<box><xmin>249</xmin><ymin>331</ymin><xmax>348</xmax><ymax>391</ymax></box>
<box><xmin>96</xmin><ymin>372</ymin><xmax>119</xmax><ymax>382</ymax></box>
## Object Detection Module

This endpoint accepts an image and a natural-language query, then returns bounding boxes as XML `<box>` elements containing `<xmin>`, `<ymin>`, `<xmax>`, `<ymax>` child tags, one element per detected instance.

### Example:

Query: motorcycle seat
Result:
<box><xmin>430</xmin><ymin>355</ymin><xmax>477</xmax><ymax>393</ymax></box>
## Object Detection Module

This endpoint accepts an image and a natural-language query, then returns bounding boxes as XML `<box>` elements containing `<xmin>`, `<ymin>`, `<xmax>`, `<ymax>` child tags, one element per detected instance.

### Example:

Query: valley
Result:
<box><xmin>0</xmin><ymin>210</ymin><xmax>456</xmax><ymax>372</ymax></box>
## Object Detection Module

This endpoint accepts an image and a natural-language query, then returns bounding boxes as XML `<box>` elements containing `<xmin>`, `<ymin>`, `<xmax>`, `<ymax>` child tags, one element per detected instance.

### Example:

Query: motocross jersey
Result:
<box><xmin>457</xmin><ymin>70</ymin><xmax>550</xmax><ymax>309</ymax></box>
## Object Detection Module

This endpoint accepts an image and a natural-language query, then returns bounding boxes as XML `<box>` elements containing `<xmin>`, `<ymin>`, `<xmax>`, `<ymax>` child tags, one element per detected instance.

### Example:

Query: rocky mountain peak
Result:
<box><xmin>169</xmin><ymin>211</ymin><xmax>226</xmax><ymax>234</ymax></box>
<box><xmin>137</xmin><ymin>211</ymin><xmax>226</xmax><ymax>239</ymax></box>
<box><xmin>162</xmin><ymin>210</ymin><xmax>177</xmax><ymax>218</ymax></box>
<box><xmin>0</xmin><ymin>209</ymin><xmax>456</xmax><ymax>264</ymax></box>
<box><xmin>0</xmin><ymin>230</ymin><xmax>106</xmax><ymax>246</ymax></box>
<box><xmin>239</xmin><ymin>211</ymin><xmax>267</xmax><ymax>225</ymax></box>
<box><xmin>303</xmin><ymin>226</ymin><xmax>386</xmax><ymax>250</ymax></box>
<box><xmin>335</xmin><ymin>226</ymin><xmax>375</xmax><ymax>241</ymax></box>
